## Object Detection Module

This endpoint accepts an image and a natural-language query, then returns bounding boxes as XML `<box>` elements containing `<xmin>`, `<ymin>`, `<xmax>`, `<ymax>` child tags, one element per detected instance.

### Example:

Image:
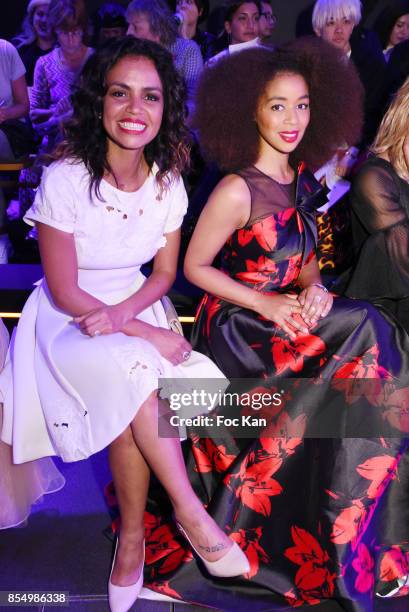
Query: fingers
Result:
<box><xmin>301</xmin><ymin>293</ymin><xmax>323</xmax><ymax>322</ymax></box>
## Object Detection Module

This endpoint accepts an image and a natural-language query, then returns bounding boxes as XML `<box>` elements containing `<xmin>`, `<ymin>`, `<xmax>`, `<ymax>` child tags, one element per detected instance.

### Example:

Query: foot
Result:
<box><xmin>110</xmin><ymin>532</ymin><xmax>144</xmax><ymax>587</ymax></box>
<box><xmin>174</xmin><ymin>505</ymin><xmax>233</xmax><ymax>563</ymax></box>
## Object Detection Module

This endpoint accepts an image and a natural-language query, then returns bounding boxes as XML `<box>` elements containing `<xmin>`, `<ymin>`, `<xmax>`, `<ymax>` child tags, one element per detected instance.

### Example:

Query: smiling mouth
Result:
<box><xmin>279</xmin><ymin>131</ymin><xmax>299</xmax><ymax>143</ymax></box>
<box><xmin>118</xmin><ymin>121</ymin><xmax>147</xmax><ymax>133</ymax></box>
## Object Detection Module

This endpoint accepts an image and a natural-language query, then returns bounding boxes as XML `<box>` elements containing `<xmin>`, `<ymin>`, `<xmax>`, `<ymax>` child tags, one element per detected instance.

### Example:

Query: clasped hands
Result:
<box><xmin>74</xmin><ymin>304</ymin><xmax>192</xmax><ymax>365</ymax></box>
<box><xmin>255</xmin><ymin>285</ymin><xmax>333</xmax><ymax>339</ymax></box>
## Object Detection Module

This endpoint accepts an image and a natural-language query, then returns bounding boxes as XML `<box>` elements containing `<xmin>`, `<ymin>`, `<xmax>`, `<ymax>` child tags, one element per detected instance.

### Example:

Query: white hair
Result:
<box><xmin>312</xmin><ymin>0</ymin><xmax>362</xmax><ymax>33</ymax></box>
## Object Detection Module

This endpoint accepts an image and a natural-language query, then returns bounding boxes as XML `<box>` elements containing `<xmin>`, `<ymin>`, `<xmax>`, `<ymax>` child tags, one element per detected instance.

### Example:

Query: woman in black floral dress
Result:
<box><xmin>141</xmin><ymin>40</ymin><xmax>409</xmax><ymax>610</ymax></box>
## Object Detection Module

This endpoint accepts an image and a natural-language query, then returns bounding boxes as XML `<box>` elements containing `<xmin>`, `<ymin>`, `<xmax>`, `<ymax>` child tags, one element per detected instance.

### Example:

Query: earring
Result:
<box><xmin>97</xmin><ymin>112</ymin><xmax>102</xmax><ymax>120</ymax></box>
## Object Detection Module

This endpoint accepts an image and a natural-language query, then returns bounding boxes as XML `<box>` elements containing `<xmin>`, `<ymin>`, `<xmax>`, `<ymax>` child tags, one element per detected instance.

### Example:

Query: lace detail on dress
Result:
<box><xmin>47</xmin><ymin>398</ymin><xmax>91</xmax><ymax>461</ymax></box>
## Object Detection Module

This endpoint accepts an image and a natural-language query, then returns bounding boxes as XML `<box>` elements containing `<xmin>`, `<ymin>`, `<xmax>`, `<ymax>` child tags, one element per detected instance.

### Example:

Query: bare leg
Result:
<box><xmin>129</xmin><ymin>392</ymin><xmax>232</xmax><ymax>562</ymax></box>
<box><xmin>109</xmin><ymin>427</ymin><xmax>149</xmax><ymax>586</ymax></box>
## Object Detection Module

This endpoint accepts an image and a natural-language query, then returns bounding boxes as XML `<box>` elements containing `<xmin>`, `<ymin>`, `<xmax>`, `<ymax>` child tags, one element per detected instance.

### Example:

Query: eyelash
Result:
<box><xmin>110</xmin><ymin>91</ymin><xmax>160</xmax><ymax>102</ymax></box>
<box><xmin>271</xmin><ymin>103</ymin><xmax>309</xmax><ymax>111</ymax></box>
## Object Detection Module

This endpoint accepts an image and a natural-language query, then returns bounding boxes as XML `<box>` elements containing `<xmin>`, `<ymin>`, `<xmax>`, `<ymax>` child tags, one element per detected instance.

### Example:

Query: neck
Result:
<box><xmin>184</xmin><ymin>22</ymin><xmax>197</xmax><ymax>39</ymax></box>
<box><xmin>61</xmin><ymin>44</ymin><xmax>85</xmax><ymax>59</ymax></box>
<box><xmin>106</xmin><ymin>144</ymin><xmax>148</xmax><ymax>190</ymax></box>
<box><xmin>37</xmin><ymin>36</ymin><xmax>54</xmax><ymax>50</ymax></box>
<box><xmin>255</xmin><ymin>144</ymin><xmax>294</xmax><ymax>183</ymax></box>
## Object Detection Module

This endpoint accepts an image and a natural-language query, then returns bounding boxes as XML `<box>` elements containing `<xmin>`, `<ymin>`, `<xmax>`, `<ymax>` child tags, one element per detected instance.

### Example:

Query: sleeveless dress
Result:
<box><xmin>141</xmin><ymin>166</ymin><xmax>409</xmax><ymax>610</ymax></box>
<box><xmin>0</xmin><ymin>159</ymin><xmax>224</xmax><ymax>464</ymax></box>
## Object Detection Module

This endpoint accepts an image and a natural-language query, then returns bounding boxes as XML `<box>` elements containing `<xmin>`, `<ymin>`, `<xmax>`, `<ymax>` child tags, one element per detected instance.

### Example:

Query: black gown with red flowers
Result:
<box><xmin>141</xmin><ymin>166</ymin><xmax>409</xmax><ymax>610</ymax></box>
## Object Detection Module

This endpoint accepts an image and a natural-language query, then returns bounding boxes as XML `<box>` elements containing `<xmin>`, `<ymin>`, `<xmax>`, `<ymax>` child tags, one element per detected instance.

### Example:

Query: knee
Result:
<box><xmin>111</xmin><ymin>425</ymin><xmax>134</xmax><ymax>449</ymax></box>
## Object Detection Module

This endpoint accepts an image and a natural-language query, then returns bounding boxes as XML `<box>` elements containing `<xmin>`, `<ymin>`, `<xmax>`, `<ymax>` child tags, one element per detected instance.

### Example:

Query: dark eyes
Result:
<box><xmin>109</xmin><ymin>90</ymin><xmax>160</xmax><ymax>102</ymax></box>
<box><xmin>271</xmin><ymin>103</ymin><xmax>309</xmax><ymax>111</ymax></box>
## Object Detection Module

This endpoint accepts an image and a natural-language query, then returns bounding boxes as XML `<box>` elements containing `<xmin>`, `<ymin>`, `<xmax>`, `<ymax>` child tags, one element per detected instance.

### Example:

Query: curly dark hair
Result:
<box><xmin>56</xmin><ymin>36</ymin><xmax>190</xmax><ymax>198</ymax></box>
<box><xmin>373</xmin><ymin>0</ymin><xmax>409</xmax><ymax>50</ymax></box>
<box><xmin>192</xmin><ymin>37</ymin><xmax>364</xmax><ymax>172</ymax></box>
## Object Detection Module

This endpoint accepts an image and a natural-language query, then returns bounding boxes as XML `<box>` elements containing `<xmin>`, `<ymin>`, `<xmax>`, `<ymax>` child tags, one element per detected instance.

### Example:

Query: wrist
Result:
<box><xmin>305</xmin><ymin>282</ymin><xmax>328</xmax><ymax>293</ymax></box>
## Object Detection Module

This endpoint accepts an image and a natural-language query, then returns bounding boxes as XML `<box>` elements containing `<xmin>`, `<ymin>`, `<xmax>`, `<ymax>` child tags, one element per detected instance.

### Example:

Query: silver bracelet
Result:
<box><xmin>310</xmin><ymin>283</ymin><xmax>328</xmax><ymax>293</ymax></box>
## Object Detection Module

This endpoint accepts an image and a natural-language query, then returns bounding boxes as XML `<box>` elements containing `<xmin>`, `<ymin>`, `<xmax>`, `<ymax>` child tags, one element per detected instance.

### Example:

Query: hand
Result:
<box><xmin>335</xmin><ymin>149</ymin><xmax>357</xmax><ymax>178</ymax></box>
<box><xmin>254</xmin><ymin>292</ymin><xmax>309</xmax><ymax>339</ymax></box>
<box><xmin>0</xmin><ymin>108</ymin><xmax>9</xmax><ymax>124</ymax></box>
<box><xmin>35</xmin><ymin>116</ymin><xmax>57</xmax><ymax>135</ymax></box>
<box><xmin>6</xmin><ymin>199</ymin><xmax>21</xmax><ymax>221</ymax></box>
<box><xmin>74</xmin><ymin>305</ymin><xmax>132</xmax><ymax>336</ymax></box>
<box><xmin>298</xmin><ymin>285</ymin><xmax>333</xmax><ymax>326</ymax></box>
<box><xmin>147</xmin><ymin>327</ymin><xmax>192</xmax><ymax>366</ymax></box>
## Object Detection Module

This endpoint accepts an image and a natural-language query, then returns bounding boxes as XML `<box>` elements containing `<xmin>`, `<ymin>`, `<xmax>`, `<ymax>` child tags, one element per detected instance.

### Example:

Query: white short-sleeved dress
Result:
<box><xmin>0</xmin><ymin>159</ymin><xmax>224</xmax><ymax>464</ymax></box>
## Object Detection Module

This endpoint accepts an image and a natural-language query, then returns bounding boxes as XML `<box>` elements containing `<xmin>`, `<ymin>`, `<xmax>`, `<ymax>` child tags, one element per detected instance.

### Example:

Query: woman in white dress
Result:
<box><xmin>0</xmin><ymin>36</ymin><xmax>248</xmax><ymax>611</ymax></box>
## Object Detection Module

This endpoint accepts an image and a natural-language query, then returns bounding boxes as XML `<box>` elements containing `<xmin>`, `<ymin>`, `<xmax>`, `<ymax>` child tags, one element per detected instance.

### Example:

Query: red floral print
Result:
<box><xmin>271</xmin><ymin>334</ymin><xmax>326</xmax><ymax>375</ymax></box>
<box><xmin>352</xmin><ymin>543</ymin><xmax>374</xmax><ymax>593</ymax></box>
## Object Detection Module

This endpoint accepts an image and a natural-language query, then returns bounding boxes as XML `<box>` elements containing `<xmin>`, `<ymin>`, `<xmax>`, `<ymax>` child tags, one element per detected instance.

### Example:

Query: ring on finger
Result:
<box><xmin>93</xmin><ymin>330</ymin><xmax>102</xmax><ymax>337</ymax></box>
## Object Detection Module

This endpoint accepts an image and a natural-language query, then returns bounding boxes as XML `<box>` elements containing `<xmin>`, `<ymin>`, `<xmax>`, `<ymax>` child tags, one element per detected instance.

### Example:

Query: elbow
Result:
<box><xmin>183</xmin><ymin>258</ymin><xmax>199</xmax><ymax>286</ymax></box>
<box><xmin>49</xmin><ymin>286</ymin><xmax>77</xmax><ymax>314</ymax></box>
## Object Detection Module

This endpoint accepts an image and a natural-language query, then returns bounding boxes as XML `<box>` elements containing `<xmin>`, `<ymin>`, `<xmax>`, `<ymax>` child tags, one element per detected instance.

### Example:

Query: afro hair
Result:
<box><xmin>192</xmin><ymin>37</ymin><xmax>364</xmax><ymax>172</ymax></box>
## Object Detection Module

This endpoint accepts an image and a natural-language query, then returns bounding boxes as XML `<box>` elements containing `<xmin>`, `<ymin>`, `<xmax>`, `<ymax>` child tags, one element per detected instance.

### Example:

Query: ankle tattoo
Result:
<box><xmin>199</xmin><ymin>542</ymin><xmax>226</xmax><ymax>553</ymax></box>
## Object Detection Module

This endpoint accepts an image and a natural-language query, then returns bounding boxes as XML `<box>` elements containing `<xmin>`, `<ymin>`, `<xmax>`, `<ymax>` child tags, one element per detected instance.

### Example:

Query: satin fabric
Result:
<box><xmin>139</xmin><ymin>167</ymin><xmax>409</xmax><ymax>609</ymax></box>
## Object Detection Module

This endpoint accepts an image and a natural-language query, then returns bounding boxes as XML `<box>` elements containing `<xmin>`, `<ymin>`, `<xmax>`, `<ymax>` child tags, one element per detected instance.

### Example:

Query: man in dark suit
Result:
<box><xmin>312</xmin><ymin>0</ymin><xmax>386</xmax><ymax>145</ymax></box>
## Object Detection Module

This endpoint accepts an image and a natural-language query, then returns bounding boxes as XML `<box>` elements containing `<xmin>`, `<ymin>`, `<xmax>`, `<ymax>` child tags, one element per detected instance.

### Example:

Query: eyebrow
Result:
<box><xmin>266</xmin><ymin>94</ymin><xmax>310</xmax><ymax>102</ymax></box>
<box><xmin>107</xmin><ymin>81</ymin><xmax>163</xmax><ymax>93</ymax></box>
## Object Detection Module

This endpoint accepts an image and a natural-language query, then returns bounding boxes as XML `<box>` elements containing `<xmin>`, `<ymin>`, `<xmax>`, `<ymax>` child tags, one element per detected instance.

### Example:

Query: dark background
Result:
<box><xmin>0</xmin><ymin>0</ymin><xmax>390</xmax><ymax>45</ymax></box>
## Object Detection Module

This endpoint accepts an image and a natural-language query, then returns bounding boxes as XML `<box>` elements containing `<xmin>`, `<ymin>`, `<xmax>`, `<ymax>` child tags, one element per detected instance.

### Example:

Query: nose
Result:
<box><xmin>284</xmin><ymin>107</ymin><xmax>297</xmax><ymax>125</ymax></box>
<box><xmin>127</xmin><ymin>94</ymin><xmax>143</xmax><ymax>114</ymax></box>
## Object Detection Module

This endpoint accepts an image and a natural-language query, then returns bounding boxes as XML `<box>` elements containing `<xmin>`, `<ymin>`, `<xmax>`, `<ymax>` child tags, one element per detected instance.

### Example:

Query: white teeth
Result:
<box><xmin>119</xmin><ymin>122</ymin><xmax>146</xmax><ymax>132</ymax></box>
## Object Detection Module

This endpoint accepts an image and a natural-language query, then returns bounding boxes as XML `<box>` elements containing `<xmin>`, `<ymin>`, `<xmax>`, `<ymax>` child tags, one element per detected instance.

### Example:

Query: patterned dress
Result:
<box><xmin>140</xmin><ymin>166</ymin><xmax>409</xmax><ymax>609</ymax></box>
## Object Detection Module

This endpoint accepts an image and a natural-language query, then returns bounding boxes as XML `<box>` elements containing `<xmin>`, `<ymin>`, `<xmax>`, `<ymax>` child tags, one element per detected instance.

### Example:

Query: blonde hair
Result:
<box><xmin>372</xmin><ymin>78</ymin><xmax>409</xmax><ymax>182</ymax></box>
<box><xmin>312</xmin><ymin>0</ymin><xmax>361</xmax><ymax>33</ymax></box>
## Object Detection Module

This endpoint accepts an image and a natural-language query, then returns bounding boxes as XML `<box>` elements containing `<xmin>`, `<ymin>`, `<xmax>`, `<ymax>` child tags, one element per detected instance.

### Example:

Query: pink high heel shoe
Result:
<box><xmin>108</xmin><ymin>538</ymin><xmax>145</xmax><ymax>612</ymax></box>
<box><xmin>175</xmin><ymin>521</ymin><xmax>250</xmax><ymax>577</ymax></box>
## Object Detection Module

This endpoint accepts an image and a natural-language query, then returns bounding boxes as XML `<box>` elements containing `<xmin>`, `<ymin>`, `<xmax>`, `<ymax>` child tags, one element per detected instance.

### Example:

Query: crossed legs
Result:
<box><xmin>109</xmin><ymin>391</ymin><xmax>233</xmax><ymax>586</ymax></box>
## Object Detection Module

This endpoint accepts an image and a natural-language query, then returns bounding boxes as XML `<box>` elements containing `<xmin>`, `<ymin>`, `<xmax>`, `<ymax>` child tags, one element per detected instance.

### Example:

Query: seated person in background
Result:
<box><xmin>384</xmin><ymin>38</ymin><xmax>409</xmax><ymax>100</ymax></box>
<box><xmin>207</xmin><ymin>0</ymin><xmax>262</xmax><ymax>65</ymax></box>
<box><xmin>13</xmin><ymin>0</ymin><xmax>55</xmax><ymax>88</ymax></box>
<box><xmin>258</xmin><ymin>0</ymin><xmax>276</xmax><ymax>45</ymax></box>
<box><xmin>0</xmin><ymin>38</ymin><xmax>30</xmax><ymax>260</ymax></box>
<box><xmin>126</xmin><ymin>0</ymin><xmax>203</xmax><ymax>110</ymax></box>
<box><xmin>93</xmin><ymin>2</ymin><xmax>127</xmax><ymax>46</ymax></box>
<box><xmin>344</xmin><ymin>78</ymin><xmax>409</xmax><ymax>333</ymax></box>
<box><xmin>30</xmin><ymin>0</ymin><xmax>92</xmax><ymax>152</ymax></box>
<box><xmin>312</xmin><ymin>0</ymin><xmax>386</xmax><ymax>149</ymax></box>
<box><xmin>174</xmin><ymin>0</ymin><xmax>218</xmax><ymax>62</ymax></box>
<box><xmin>373</xmin><ymin>0</ymin><xmax>409</xmax><ymax>62</ymax></box>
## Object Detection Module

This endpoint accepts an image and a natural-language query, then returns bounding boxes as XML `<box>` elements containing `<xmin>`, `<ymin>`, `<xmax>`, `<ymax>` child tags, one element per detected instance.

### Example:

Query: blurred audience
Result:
<box><xmin>30</xmin><ymin>0</ymin><xmax>92</xmax><ymax>151</ymax></box>
<box><xmin>344</xmin><ymin>78</ymin><xmax>409</xmax><ymax>334</ymax></box>
<box><xmin>126</xmin><ymin>0</ymin><xmax>203</xmax><ymax>107</ymax></box>
<box><xmin>312</xmin><ymin>0</ymin><xmax>385</xmax><ymax>146</ymax></box>
<box><xmin>207</xmin><ymin>1</ymin><xmax>262</xmax><ymax>65</ymax></box>
<box><xmin>174</xmin><ymin>0</ymin><xmax>217</xmax><ymax>62</ymax></box>
<box><xmin>373</xmin><ymin>0</ymin><xmax>409</xmax><ymax>61</ymax></box>
<box><xmin>93</xmin><ymin>2</ymin><xmax>127</xmax><ymax>46</ymax></box>
<box><xmin>258</xmin><ymin>0</ymin><xmax>276</xmax><ymax>44</ymax></box>
<box><xmin>0</xmin><ymin>38</ymin><xmax>30</xmax><ymax>260</ymax></box>
<box><xmin>13</xmin><ymin>0</ymin><xmax>54</xmax><ymax>87</ymax></box>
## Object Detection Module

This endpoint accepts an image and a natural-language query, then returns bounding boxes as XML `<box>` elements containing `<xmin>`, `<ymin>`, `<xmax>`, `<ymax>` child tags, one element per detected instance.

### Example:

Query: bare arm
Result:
<box><xmin>184</xmin><ymin>175</ymin><xmax>307</xmax><ymax>338</ymax></box>
<box><xmin>0</xmin><ymin>75</ymin><xmax>29</xmax><ymax>123</ymax></box>
<box><xmin>38</xmin><ymin>222</ymin><xmax>191</xmax><ymax>363</ymax></box>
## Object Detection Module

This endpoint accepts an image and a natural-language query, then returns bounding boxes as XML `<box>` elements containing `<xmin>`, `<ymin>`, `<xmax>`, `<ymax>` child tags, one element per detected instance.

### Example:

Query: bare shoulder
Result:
<box><xmin>206</xmin><ymin>173</ymin><xmax>251</xmax><ymax>226</ymax></box>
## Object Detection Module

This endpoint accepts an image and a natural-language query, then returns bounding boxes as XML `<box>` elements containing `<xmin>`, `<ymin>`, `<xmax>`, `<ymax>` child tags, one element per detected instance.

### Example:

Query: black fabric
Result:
<box><xmin>193</xmin><ymin>29</ymin><xmax>218</xmax><ymax>62</ymax></box>
<box><xmin>344</xmin><ymin>156</ymin><xmax>409</xmax><ymax>333</ymax></box>
<box><xmin>350</xmin><ymin>27</ymin><xmax>387</xmax><ymax>145</ymax></box>
<box><xmin>17</xmin><ymin>42</ymin><xmax>52</xmax><ymax>87</ymax></box>
<box><xmin>142</xmin><ymin>166</ymin><xmax>409</xmax><ymax>609</ymax></box>
<box><xmin>0</xmin><ymin>119</ymin><xmax>36</xmax><ymax>159</ymax></box>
